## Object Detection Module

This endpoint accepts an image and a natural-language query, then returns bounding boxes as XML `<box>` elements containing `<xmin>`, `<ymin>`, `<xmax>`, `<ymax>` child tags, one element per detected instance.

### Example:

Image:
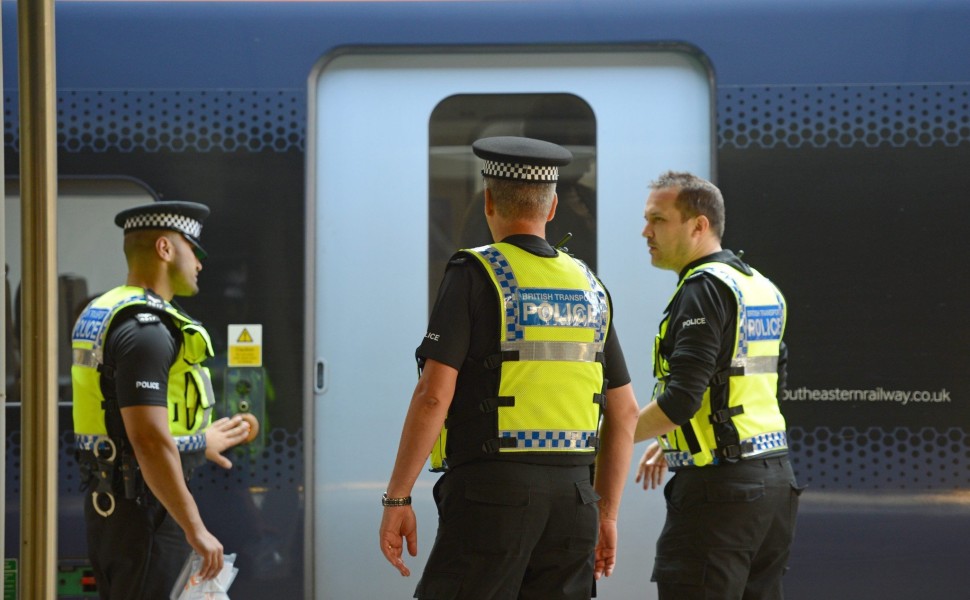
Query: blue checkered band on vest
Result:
<box><xmin>482</xmin><ymin>159</ymin><xmax>558</xmax><ymax>182</ymax></box>
<box><xmin>76</xmin><ymin>432</ymin><xmax>207</xmax><ymax>453</ymax></box>
<box><xmin>123</xmin><ymin>212</ymin><xmax>203</xmax><ymax>238</ymax></box>
<box><xmin>663</xmin><ymin>450</ymin><xmax>697</xmax><ymax>469</ymax></box>
<box><xmin>696</xmin><ymin>265</ymin><xmax>749</xmax><ymax>355</ymax></box>
<box><xmin>574</xmin><ymin>261</ymin><xmax>609</xmax><ymax>344</ymax></box>
<box><xmin>694</xmin><ymin>264</ymin><xmax>785</xmax><ymax>360</ymax></box>
<box><xmin>749</xmin><ymin>431</ymin><xmax>788</xmax><ymax>453</ymax></box>
<box><xmin>663</xmin><ymin>430</ymin><xmax>789</xmax><ymax>469</ymax></box>
<box><xmin>500</xmin><ymin>429</ymin><xmax>596</xmax><ymax>449</ymax></box>
<box><xmin>475</xmin><ymin>245</ymin><xmax>525</xmax><ymax>342</ymax></box>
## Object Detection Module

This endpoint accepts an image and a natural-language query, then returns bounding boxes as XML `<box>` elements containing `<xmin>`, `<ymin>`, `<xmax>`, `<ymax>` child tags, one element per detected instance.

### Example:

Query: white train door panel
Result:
<box><xmin>308</xmin><ymin>47</ymin><xmax>712</xmax><ymax>599</ymax></box>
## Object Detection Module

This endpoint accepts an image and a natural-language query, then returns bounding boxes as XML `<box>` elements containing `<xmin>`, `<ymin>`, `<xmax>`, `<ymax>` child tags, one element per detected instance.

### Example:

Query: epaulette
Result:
<box><xmin>448</xmin><ymin>253</ymin><xmax>470</xmax><ymax>266</ymax></box>
<box><xmin>144</xmin><ymin>291</ymin><xmax>167</xmax><ymax>312</ymax></box>
<box><xmin>133</xmin><ymin>312</ymin><xmax>161</xmax><ymax>325</ymax></box>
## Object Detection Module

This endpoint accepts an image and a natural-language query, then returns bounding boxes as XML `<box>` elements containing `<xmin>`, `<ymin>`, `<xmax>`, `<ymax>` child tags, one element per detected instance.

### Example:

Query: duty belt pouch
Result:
<box><xmin>97</xmin><ymin>457</ymin><xmax>116</xmax><ymax>498</ymax></box>
<box><xmin>80</xmin><ymin>452</ymin><xmax>117</xmax><ymax>499</ymax></box>
<box><xmin>120</xmin><ymin>452</ymin><xmax>146</xmax><ymax>501</ymax></box>
<box><xmin>76</xmin><ymin>451</ymin><xmax>97</xmax><ymax>490</ymax></box>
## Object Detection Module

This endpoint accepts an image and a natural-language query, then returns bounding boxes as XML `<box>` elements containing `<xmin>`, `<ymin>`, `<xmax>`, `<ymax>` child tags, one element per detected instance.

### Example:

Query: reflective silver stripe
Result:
<box><xmin>729</xmin><ymin>355</ymin><xmax>779</xmax><ymax>374</ymax></box>
<box><xmin>191</xmin><ymin>363</ymin><xmax>215</xmax><ymax>427</ymax></box>
<box><xmin>76</xmin><ymin>432</ymin><xmax>206</xmax><ymax>453</ymax></box>
<box><xmin>662</xmin><ymin>430</ymin><xmax>788</xmax><ymax>469</ymax></box>
<box><xmin>499</xmin><ymin>429</ymin><xmax>596</xmax><ymax>449</ymax></box>
<box><xmin>73</xmin><ymin>347</ymin><xmax>101</xmax><ymax>368</ymax></box>
<box><xmin>500</xmin><ymin>340</ymin><xmax>604</xmax><ymax>362</ymax></box>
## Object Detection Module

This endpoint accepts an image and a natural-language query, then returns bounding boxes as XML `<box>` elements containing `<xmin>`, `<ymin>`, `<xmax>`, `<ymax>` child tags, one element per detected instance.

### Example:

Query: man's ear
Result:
<box><xmin>155</xmin><ymin>234</ymin><xmax>174</xmax><ymax>261</ymax></box>
<box><xmin>546</xmin><ymin>194</ymin><xmax>558</xmax><ymax>223</ymax></box>
<box><xmin>693</xmin><ymin>214</ymin><xmax>711</xmax><ymax>236</ymax></box>
<box><xmin>484</xmin><ymin>188</ymin><xmax>496</xmax><ymax>217</ymax></box>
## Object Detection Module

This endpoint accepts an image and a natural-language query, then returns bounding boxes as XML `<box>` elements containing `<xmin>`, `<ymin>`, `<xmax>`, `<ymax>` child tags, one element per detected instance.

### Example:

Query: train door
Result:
<box><xmin>308</xmin><ymin>47</ymin><xmax>713</xmax><ymax>599</ymax></box>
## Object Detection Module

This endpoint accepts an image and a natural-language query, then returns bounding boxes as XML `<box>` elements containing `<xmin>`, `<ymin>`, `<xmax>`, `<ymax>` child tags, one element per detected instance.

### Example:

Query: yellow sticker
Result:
<box><xmin>228</xmin><ymin>324</ymin><xmax>263</xmax><ymax>367</ymax></box>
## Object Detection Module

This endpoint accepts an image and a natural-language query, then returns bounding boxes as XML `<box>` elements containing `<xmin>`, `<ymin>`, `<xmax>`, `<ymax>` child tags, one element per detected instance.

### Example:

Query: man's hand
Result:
<box><xmin>204</xmin><ymin>415</ymin><xmax>251</xmax><ymax>469</ymax></box>
<box><xmin>634</xmin><ymin>441</ymin><xmax>668</xmax><ymax>490</ymax></box>
<box><xmin>185</xmin><ymin>524</ymin><xmax>224</xmax><ymax>580</ymax></box>
<box><xmin>379</xmin><ymin>506</ymin><xmax>418</xmax><ymax>576</ymax></box>
<box><xmin>594</xmin><ymin>517</ymin><xmax>618</xmax><ymax>580</ymax></box>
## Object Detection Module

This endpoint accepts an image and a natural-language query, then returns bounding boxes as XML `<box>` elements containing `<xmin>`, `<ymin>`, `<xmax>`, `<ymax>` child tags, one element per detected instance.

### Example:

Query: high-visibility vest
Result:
<box><xmin>431</xmin><ymin>242</ymin><xmax>610</xmax><ymax>470</ymax></box>
<box><xmin>71</xmin><ymin>285</ymin><xmax>214</xmax><ymax>452</ymax></box>
<box><xmin>655</xmin><ymin>262</ymin><xmax>788</xmax><ymax>468</ymax></box>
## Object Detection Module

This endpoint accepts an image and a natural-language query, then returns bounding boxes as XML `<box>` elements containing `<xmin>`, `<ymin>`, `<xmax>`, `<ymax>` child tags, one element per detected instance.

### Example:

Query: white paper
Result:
<box><xmin>170</xmin><ymin>551</ymin><xmax>239</xmax><ymax>600</ymax></box>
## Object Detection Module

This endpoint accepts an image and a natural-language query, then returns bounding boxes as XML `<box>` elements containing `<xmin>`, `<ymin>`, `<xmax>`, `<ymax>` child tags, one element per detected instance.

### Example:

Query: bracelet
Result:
<box><xmin>381</xmin><ymin>492</ymin><xmax>412</xmax><ymax>507</ymax></box>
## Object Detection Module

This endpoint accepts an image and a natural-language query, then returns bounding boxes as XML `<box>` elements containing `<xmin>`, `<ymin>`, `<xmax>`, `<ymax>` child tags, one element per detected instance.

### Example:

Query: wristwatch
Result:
<box><xmin>381</xmin><ymin>492</ymin><xmax>412</xmax><ymax>507</ymax></box>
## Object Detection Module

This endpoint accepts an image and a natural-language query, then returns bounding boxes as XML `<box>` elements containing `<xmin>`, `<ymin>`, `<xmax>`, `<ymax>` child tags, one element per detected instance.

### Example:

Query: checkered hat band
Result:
<box><xmin>482</xmin><ymin>160</ymin><xmax>558</xmax><ymax>182</ymax></box>
<box><xmin>124</xmin><ymin>212</ymin><xmax>202</xmax><ymax>238</ymax></box>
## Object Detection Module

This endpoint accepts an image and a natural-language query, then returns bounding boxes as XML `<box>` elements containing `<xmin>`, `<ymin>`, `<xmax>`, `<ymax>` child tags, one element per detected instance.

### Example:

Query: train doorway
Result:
<box><xmin>308</xmin><ymin>46</ymin><xmax>713</xmax><ymax>598</ymax></box>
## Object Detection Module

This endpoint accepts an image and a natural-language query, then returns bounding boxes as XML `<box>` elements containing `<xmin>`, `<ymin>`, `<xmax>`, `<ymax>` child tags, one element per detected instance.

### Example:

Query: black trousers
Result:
<box><xmin>84</xmin><ymin>491</ymin><xmax>190</xmax><ymax>600</ymax></box>
<box><xmin>652</xmin><ymin>456</ymin><xmax>803</xmax><ymax>600</ymax></box>
<box><xmin>416</xmin><ymin>461</ymin><xmax>600</xmax><ymax>600</ymax></box>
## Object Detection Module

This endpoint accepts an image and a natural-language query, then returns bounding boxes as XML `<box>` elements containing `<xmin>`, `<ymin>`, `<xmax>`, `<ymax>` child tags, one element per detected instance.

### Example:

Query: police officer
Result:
<box><xmin>71</xmin><ymin>201</ymin><xmax>251</xmax><ymax>599</ymax></box>
<box><xmin>632</xmin><ymin>172</ymin><xmax>802</xmax><ymax>599</ymax></box>
<box><xmin>379</xmin><ymin>136</ymin><xmax>640</xmax><ymax>599</ymax></box>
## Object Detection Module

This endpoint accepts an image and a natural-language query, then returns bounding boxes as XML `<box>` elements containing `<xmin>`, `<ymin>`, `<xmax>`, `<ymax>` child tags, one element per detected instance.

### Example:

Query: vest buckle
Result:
<box><xmin>715</xmin><ymin>444</ymin><xmax>743</xmax><ymax>461</ymax></box>
<box><xmin>482</xmin><ymin>437</ymin><xmax>518</xmax><ymax>454</ymax></box>
<box><xmin>709</xmin><ymin>405</ymin><xmax>744</xmax><ymax>424</ymax></box>
<box><xmin>483</xmin><ymin>350</ymin><xmax>519</xmax><ymax>370</ymax></box>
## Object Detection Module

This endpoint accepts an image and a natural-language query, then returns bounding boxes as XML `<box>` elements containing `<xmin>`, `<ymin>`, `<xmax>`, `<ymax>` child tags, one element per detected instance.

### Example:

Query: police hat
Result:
<box><xmin>114</xmin><ymin>200</ymin><xmax>210</xmax><ymax>259</ymax></box>
<box><xmin>472</xmin><ymin>136</ymin><xmax>572</xmax><ymax>183</ymax></box>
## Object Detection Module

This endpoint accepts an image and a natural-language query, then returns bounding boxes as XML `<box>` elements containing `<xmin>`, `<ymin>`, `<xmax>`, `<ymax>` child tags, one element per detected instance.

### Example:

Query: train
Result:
<box><xmin>3</xmin><ymin>0</ymin><xmax>970</xmax><ymax>598</ymax></box>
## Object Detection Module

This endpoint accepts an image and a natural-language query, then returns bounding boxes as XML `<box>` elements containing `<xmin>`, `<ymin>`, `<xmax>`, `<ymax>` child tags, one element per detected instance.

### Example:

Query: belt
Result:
<box><xmin>76</xmin><ymin>432</ymin><xmax>206</xmax><ymax>518</ymax></box>
<box><xmin>664</xmin><ymin>430</ymin><xmax>788</xmax><ymax>469</ymax></box>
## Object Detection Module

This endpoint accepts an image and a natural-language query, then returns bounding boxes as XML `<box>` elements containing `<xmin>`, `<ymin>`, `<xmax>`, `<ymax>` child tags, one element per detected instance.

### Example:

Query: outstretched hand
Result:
<box><xmin>634</xmin><ymin>441</ymin><xmax>668</xmax><ymax>490</ymax></box>
<box><xmin>204</xmin><ymin>415</ymin><xmax>251</xmax><ymax>469</ymax></box>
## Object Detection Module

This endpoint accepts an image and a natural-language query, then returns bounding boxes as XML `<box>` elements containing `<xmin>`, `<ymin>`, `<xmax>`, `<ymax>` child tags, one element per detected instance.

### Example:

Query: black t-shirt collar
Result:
<box><xmin>498</xmin><ymin>234</ymin><xmax>558</xmax><ymax>258</ymax></box>
<box><xmin>678</xmin><ymin>249</ymin><xmax>751</xmax><ymax>280</ymax></box>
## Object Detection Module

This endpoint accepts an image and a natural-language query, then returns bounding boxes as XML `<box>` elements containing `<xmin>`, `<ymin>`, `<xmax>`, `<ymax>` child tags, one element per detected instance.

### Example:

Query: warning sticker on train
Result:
<box><xmin>228</xmin><ymin>324</ymin><xmax>263</xmax><ymax>367</ymax></box>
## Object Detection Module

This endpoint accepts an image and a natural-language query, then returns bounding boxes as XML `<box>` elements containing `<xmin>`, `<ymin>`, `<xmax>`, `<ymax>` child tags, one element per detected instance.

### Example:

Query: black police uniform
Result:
<box><xmin>413</xmin><ymin>234</ymin><xmax>631</xmax><ymax>600</ymax></box>
<box><xmin>81</xmin><ymin>309</ymin><xmax>203</xmax><ymax>600</ymax></box>
<box><xmin>75</xmin><ymin>200</ymin><xmax>211</xmax><ymax>599</ymax></box>
<box><xmin>651</xmin><ymin>249</ymin><xmax>801</xmax><ymax>600</ymax></box>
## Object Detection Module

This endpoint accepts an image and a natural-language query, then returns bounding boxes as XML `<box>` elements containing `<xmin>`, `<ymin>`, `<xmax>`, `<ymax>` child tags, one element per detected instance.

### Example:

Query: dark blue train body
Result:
<box><xmin>3</xmin><ymin>1</ymin><xmax>969</xmax><ymax>598</ymax></box>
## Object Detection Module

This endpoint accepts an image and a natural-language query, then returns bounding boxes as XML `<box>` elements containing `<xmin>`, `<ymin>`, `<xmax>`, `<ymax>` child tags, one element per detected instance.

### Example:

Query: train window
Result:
<box><xmin>4</xmin><ymin>178</ymin><xmax>152</xmax><ymax>403</ymax></box>
<box><xmin>428</xmin><ymin>93</ymin><xmax>597</xmax><ymax>305</ymax></box>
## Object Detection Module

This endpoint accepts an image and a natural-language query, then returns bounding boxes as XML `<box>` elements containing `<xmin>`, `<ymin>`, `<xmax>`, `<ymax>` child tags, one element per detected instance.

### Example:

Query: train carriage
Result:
<box><xmin>3</xmin><ymin>1</ymin><xmax>970</xmax><ymax>597</ymax></box>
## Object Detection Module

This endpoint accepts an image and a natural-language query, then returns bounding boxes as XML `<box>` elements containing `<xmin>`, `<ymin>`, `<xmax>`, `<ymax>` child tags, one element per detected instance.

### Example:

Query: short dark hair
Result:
<box><xmin>483</xmin><ymin>177</ymin><xmax>556</xmax><ymax>220</ymax></box>
<box><xmin>650</xmin><ymin>171</ymin><xmax>725</xmax><ymax>239</ymax></box>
